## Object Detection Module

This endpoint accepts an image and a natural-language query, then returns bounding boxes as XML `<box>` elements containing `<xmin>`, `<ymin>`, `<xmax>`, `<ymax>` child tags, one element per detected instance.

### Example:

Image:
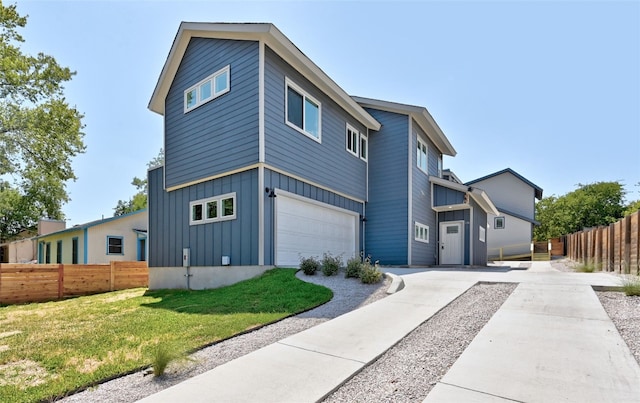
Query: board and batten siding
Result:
<box><xmin>263</xmin><ymin>46</ymin><xmax>367</xmax><ymax>201</ymax></box>
<box><xmin>364</xmin><ymin>108</ymin><xmax>409</xmax><ymax>265</ymax></box>
<box><xmin>148</xmin><ymin>166</ymin><xmax>259</xmax><ymax>267</ymax></box>
<box><xmin>164</xmin><ymin>38</ymin><xmax>260</xmax><ymax>189</ymax></box>
<box><xmin>411</xmin><ymin>120</ymin><xmax>439</xmax><ymax>265</ymax></box>
<box><xmin>470</xmin><ymin>198</ymin><xmax>488</xmax><ymax>265</ymax></box>
<box><xmin>433</xmin><ymin>184</ymin><xmax>466</xmax><ymax>207</ymax></box>
<box><xmin>263</xmin><ymin>168</ymin><xmax>364</xmax><ymax>265</ymax></box>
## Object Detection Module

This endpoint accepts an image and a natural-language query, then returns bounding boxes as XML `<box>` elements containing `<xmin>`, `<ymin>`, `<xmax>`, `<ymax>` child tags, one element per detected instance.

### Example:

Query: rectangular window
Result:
<box><xmin>417</xmin><ymin>137</ymin><xmax>428</xmax><ymax>173</ymax></box>
<box><xmin>107</xmin><ymin>236</ymin><xmax>123</xmax><ymax>255</ymax></box>
<box><xmin>72</xmin><ymin>237</ymin><xmax>78</xmax><ymax>264</ymax></box>
<box><xmin>479</xmin><ymin>226</ymin><xmax>486</xmax><ymax>242</ymax></box>
<box><xmin>360</xmin><ymin>135</ymin><xmax>368</xmax><ymax>161</ymax></box>
<box><xmin>184</xmin><ymin>65</ymin><xmax>231</xmax><ymax>113</ymax></box>
<box><xmin>414</xmin><ymin>222</ymin><xmax>429</xmax><ymax>243</ymax></box>
<box><xmin>494</xmin><ymin>216</ymin><xmax>505</xmax><ymax>229</ymax></box>
<box><xmin>56</xmin><ymin>240</ymin><xmax>62</xmax><ymax>264</ymax></box>
<box><xmin>190</xmin><ymin>192</ymin><xmax>237</xmax><ymax>225</ymax></box>
<box><xmin>437</xmin><ymin>154</ymin><xmax>443</xmax><ymax>178</ymax></box>
<box><xmin>346</xmin><ymin>124</ymin><xmax>359</xmax><ymax>156</ymax></box>
<box><xmin>285</xmin><ymin>78</ymin><xmax>321</xmax><ymax>141</ymax></box>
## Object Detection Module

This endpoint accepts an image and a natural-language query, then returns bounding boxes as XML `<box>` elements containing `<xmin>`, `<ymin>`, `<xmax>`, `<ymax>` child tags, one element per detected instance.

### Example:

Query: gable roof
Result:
<box><xmin>35</xmin><ymin>209</ymin><xmax>147</xmax><ymax>240</ymax></box>
<box><xmin>149</xmin><ymin>22</ymin><xmax>381</xmax><ymax>131</ymax></box>
<box><xmin>466</xmin><ymin>168</ymin><xmax>543</xmax><ymax>200</ymax></box>
<box><xmin>352</xmin><ymin>96</ymin><xmax>456</xmax><ymax>157</ymax></box>
<box><xmin>429</xmin><ymin>176</ymin><xmax>499</xmax><ymax>215</ymax></box>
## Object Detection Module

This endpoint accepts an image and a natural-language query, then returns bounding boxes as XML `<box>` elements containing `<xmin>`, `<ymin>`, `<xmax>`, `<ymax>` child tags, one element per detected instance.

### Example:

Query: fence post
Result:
<box><xmin>110</xmin><ymin>261</ymin><xmax>115</xmax><ymax>292</ymax></box>
<box><xmin>58</xmin><ymin>264</ymin><xmax>64</xmax><ymax>299</ymax></box>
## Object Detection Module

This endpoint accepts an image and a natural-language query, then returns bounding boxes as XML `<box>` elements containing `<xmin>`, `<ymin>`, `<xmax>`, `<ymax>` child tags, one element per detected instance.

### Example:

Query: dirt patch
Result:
<box><xmin>0</xmin><ymin>359</ymin><xmax>52</xmax><ymax>389</ymax></box>
<box><xmin>0</xmin><ymin>330</ymin><xmax>21</xmax><ymax>339</ymax></box>
<box><xmin>67</xmin><ymin>357</ymin><xmax>102</xmax><ymax>374</ymax></box>
<box><xmin>102</xmin><ymin>290</ymin><xmax>146</xmax><ymax>304</ymax></box>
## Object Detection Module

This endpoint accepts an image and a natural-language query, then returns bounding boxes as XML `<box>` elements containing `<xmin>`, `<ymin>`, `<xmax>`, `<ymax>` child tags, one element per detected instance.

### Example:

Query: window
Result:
<box><xmin>437</xmin><ymin>154</ymin><xmax>443</xmax><ymax>178</ymax></box>
<box><xmin>415</xmin><ymin>222</ymin><xmax>430</xmax><ymax>243</ymax></box>
<box><xmin>107</xmin><ymin>236</ymin><xmax>124</xmax><ymax>255</ymax></box>
<box><xmin>190</xmin><ymin>192</ymin><xmax>237</xmax><ymax>225</ymax></box>
<box><xmin>184</xmin><ymin>65</ymin><xmax>230</xmax><ymax>113</ymax></box>
<box><xmin>45</xmin><ymin>242</ymin><xmax>51</xmax><ymax>264</ymax></box>
<box><xmin>360</xmin><ymin>135</ymin><xmax>368</xmax><ymax>161</ymax></box>
<box><xmin>417</xmin><ymin>137</ymin><xmax>428</xmax><ymax>173</ymax></box>
<box><xmin>56</xmin><ymin>240</ymin><xmax>62</xmax><ymax>264</ymax></box>
<box><xmin>346</xmin><ymin>124</ymin><xmax>359</xmax><ymax>156</ymax></box>
<box><xmin>72</xmin><ymin>237</ymin><xmax>78</xmax><ymax>264</ymax></box>
<box><xmin>494</xmin><ymin>216</ymin><xmax>505</xmax><ymax>229</ymax></box>
<box><xmin>479</xmin><ymin>226</ymin><xmax>486</xmax><ymax>243</ymax></box>
<box><xmin>285</xmin><ymin>78</ymin><xmax>321</xmax><ymax>141</ymax></box>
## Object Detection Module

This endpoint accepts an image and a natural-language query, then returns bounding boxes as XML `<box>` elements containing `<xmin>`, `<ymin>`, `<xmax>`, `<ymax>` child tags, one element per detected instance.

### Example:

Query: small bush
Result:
<box><xmin>575</xmin><ymin>263</ymin><xmax>596</xmax><ymax>273</ymax></box>
<box><xmin>300</xmin><ymin>256</ymin><xmax>320</xmax><ymax>275</ymax></box>
<box><xmin>152</xmin><ymin>343</ymin><xmax>176</xmax><ymax>377</ymax></box>
<box><xmin>360</xmin><ymin>259</ymin><xmax>383</xmax><ymax>284</ymax></box>
<box><xmin>621</xmin><ymin>276</ymin><xmax>640</xmax><ymax>296</ymax></box>
<box><xmin>345</xmin><ymin>257</ymin><xmax>362</xmax><ymax>278</ymax></box>
<box><xmin>321</xmin><ymin>253</ymin><xmax>342</xmax><ymax>276</ymax></box>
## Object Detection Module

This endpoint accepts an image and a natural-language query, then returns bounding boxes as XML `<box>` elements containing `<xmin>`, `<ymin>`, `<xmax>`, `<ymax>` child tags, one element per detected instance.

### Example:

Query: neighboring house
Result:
<box><xmin>147</xmin><ymin>22</ymin><xmax>498</xmax><ymax>289</ymax></box>
<box><xmin>35</xmin><ymin>210</ymin><xmax>147</xmax><ymax>264</ymax></box>
<box><xmin>466</xmin><ymin>168</ymin><xmax>543</xmax><ymax>259</ymax></box>
<box><xmin>0</xmin><ymin>219</ymin><xmax>65</xmax><ymax>263</ymax></box>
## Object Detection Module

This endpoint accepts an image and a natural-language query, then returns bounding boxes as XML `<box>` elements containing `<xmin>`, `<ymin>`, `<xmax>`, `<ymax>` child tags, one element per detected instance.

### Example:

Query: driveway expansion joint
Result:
<box><xmin>275</xmin><ymin>341</ymin><xmax>366</xmax><ymax>365</ymax></box>
<box><xmin>437</xmin><ymin>382</ymin><xmax>525</xmax><ymax>402</ymax></box>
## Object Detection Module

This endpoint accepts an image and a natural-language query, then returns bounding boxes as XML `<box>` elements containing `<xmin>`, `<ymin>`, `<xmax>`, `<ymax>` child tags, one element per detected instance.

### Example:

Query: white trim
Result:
<box><xmin>184</xmin><ymin>65</ymin><xmax>230</xmax><ymax>113</ymax></box>
<box><xmin>414</xmin><ymin>222</ymin><xmax>430</xmax><ymax>243</ymax></box>
<box><xmin>345</xmin><ymin>123</ymin><xmax>359</xmax><ymax>157</ymax></box>
<box><xmin>417</xmin><ymin>136</ymin><xmax>428</xmax><ymax>174</ymax></box>
<box><xmin>284</xmin><ymin>77</ymin><xmax>322</xmax><ymax>142</ymax></box>
<box><xmin>469</xmin><ymin>207</ymin><xmax>474</xmax><ymax>264</ymax></box>
<box><xmin>274</xmin><ymin>188</ymin><xmax>360</xmax><ymax>217</ymax></box>
<box><xmin>258</xmin><ymin>41</ymin><xmax>265</xmax><ymax>266</ymax></box>
<box><xmin>189</xmin><ymin>192</ymin><xmax>237</xmax><ymax>225</ymax></box>
<box><xmin>407</xmin><ymin>116</ymin><xmax>413</xmax><ymax>265</ymax></box>
<box><xmin>439</xmin><ymin>220</ymin><xmax>464</xmax><ymax>265</ymax></box>
<box><xmin>258</xmin><ymin>165</ymin><xmax>265</xmax><ymax>266</ymax></box>
<box><xmin>360</xmin><ymin>133</ymin><xmax>368</xmax><ymax>162</ymax></box>
<box><xmin>166</xmin><ymin>164</ymin><xmax>261</xmax><ymax>192</ymax></box>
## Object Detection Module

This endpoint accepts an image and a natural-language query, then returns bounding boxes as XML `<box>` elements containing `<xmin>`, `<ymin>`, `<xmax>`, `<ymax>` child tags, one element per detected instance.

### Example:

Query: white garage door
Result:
<box><xmin>275</xmin><ymin>191</ymin><xmax>359</xmax><ymax>267</ymax></box>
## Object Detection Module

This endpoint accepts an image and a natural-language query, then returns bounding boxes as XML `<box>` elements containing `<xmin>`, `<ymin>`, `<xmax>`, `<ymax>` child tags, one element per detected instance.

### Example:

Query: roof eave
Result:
<box><xmin>149</xmin><ymin>23</ymin><xmax>381</xmax><ymax>131</ymax></box>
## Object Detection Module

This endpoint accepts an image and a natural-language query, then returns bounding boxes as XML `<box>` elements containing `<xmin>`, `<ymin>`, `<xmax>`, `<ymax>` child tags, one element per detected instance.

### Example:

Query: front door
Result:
<box><xmin>439</xmin><ymin>221</ymin><xmax>463</xmax><ymax>265</ymax></box>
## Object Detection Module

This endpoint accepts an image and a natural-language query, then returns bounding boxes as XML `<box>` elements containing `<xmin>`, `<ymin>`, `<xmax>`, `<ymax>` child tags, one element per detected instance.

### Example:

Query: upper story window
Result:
<box><xmin>346</xmin><ymin>124</ymin><xmax>359</xmax><ymax>157</ymax></box>
<box><xmin>437</xmin><ymin>154</ymin><xmax>443</xmax><ymax>178</ymax></box>
<box><xmin>360</xmin><ymin>135</ymin><xmax>368</xmax><ymax>162</ymax></box>
<box><xmin>190</xmin><ymin>192</ymin><xmax>236</xmax><ymax>225</ymax></box>
<box><xmin>417</xmin><ymin>137</ymin><xmax>428</xmax><ymax>173</ymax></box>
<box><xmin>285</xmin><ymin>78</ymin><xmax>321</xmax><ymax>142</ymax></box>
<box><xmin>184</xmin><ymin>65</ymin><xmax>230</xmax><ymax>113</ymax></box>
<box><xmin>494</xmin><ymin>216</ymin><xmax>505</xmax><ymax>229</ymax></box>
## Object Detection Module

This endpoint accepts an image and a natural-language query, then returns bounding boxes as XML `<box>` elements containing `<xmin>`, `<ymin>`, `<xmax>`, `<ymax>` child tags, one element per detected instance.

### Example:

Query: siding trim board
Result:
<box><xmin>407</xmin><ymin>116</ymin><xmax>413</xmax><ymax>265</ymax></box>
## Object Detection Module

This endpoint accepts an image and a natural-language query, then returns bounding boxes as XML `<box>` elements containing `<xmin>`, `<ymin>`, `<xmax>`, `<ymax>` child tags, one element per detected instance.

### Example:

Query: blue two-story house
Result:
<box><xmin>147</xmin><ymin>23</ymin><xmax>497</xmax><ymax>289</ymax></box>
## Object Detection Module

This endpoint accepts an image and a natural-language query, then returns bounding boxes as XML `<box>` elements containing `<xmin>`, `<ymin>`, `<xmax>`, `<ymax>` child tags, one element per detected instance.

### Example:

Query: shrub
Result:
<box><xmin>360</xmin><ymin>259</ymin><xmax>383</xmax><ymax>284</ymax></box>
<box><xmin>321</xmin><ymin>253</ymin><xmax>342</xmax><ymax>276</ymax></box>
<box><xmin>575</xmin><ymin>263</ymin><xmax>596</xmax><ymax>273</ymax></box>
<box><xmin>345</xmin><ymin>257</ymin><xmax>362</xmax><ymax>278</ymax></box>
<box><xmin>300</xmin><ymin>256</ymin><xmax>320</xmax><ymax>275</ymax></box>
<box><xmin>621</xmin><ymin>276</ymin><xmax>640</xmax><ymax>296</ymax></box>
<box><xmin>151</xmin><ymin>343</ymin><xmax>176</xmax><ymax>377</ymax></box>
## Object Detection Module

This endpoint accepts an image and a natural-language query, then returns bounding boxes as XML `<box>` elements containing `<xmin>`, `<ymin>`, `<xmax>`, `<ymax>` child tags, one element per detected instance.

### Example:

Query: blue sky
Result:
<box><xmin>15</xmin><ymin>0</ymin><xmax>640</xmax><ymax>226</ymax></box>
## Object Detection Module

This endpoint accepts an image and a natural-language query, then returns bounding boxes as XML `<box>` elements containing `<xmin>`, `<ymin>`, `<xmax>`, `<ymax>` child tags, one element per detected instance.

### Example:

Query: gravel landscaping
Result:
<box><xmin>323</xmin><ymin>282</ymin><xmax>517</xmax><ymax>403</ymax></box>
<box><xmin>597</xmin><ymin>291</ymin><xmax>640</xmax><ymax>365</ymax></box>
<box><xmin>58</xmin><ymin>271</ymin><xmax>391</xmax><ymax>403</ymax></box>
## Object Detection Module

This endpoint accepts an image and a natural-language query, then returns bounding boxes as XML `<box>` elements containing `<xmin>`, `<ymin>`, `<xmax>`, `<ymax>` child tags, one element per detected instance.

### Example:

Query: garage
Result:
<box><xmin>275</xmin><ymin>191</ymin><xmax>359</xmax><ymax>267</ymax></box>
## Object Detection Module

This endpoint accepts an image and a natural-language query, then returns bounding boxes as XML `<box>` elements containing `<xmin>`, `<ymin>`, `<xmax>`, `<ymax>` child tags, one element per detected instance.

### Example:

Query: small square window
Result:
<box><xmin>207</xmin><ymin>200</ymin><xmax>218</xmax><ymax>219</ymax></box>
<box><xmin>214</xmin><ymin>69</ymin><xmax>229</xmax><ymax>95</ymax></box>
<box><xmin>494</xmin><ymin>217</ymin><xmax>505</xmax><ymax>229</ymax></box>
<box><xmin>415</xmin><ymin>222</ymin><xmax>429</xmax><ymax>243</ymax></box>
<box><xmin>107</xmin><ymin>236</ymin><xmax>123</xmax><ymax>255</ymax></box>
<box><xmin>184</xmin><ymin>65</ymin><xmax>231</xmax><ymax>113</ymax></box>
<box><xmin>186</xmin><ymin>89</ymin><xmax>197</xmax><ymax>109</ymax></box>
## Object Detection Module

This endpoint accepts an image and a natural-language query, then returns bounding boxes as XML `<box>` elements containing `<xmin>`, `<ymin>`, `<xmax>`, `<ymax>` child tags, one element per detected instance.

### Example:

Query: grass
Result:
<box><xmin>574</xmin><ymin>262</ymin><xmax>597</xmax><ymax>273</ymax></box>
<box><xmin>621</xmin><ymin>275</ymin><xmax>640</xmax><ymax>296</ymax></box>
<box><xmin>0</xmin><ymin>268</ymin><xmax>332</xmax><ymax>403</ymax></box>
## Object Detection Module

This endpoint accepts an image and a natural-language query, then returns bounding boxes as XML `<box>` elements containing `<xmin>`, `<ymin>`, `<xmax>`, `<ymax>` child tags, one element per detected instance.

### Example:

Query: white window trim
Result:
<box><xmin>360</xmin><ymin>134</ymin><xmax>368</xmax><ymax>162</ymax></box>
<box><xmin>285</xmin><ymin>77</ymin><xmax>322</xmax><ymax>143</ymax></box>
<box><xmin>479</xmin><ymin>226</ymin><xmax>486</xmax><ymax>242</ymax></box>
<box><xmin>184</xmin><ymin>65</ymin><xmax>231</xmax><ymax>113</ymax></box>
<box><xmin>189</xmin><ymin>192</ymin><xmax>237</xmax><ymax>225</ymax></box>
<box><xmin>414</xmin><ymin>222</ymin><xmax>430</xmax><ymax>243</ymax></box>
<box><xmin>417</xmin><ymin>137</ymin><xmax>428</xmax><ymax>174</ymax></box>
<box><xmin>346</xmin><ymin>123</ymin><xmax>359</xmax><ymax>157</ymax></box>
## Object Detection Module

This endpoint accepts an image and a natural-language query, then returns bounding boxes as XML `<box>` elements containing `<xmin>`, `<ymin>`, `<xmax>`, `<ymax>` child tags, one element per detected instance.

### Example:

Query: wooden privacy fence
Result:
<box><xmin>0</xmin><ymin>261</ymin><xmax>148</xmax><ymax>304</ymax></box>
<box><xmin>566</xmin><ymin>210</ymin><xmax>639</xmax><ymax>275</ymax></box>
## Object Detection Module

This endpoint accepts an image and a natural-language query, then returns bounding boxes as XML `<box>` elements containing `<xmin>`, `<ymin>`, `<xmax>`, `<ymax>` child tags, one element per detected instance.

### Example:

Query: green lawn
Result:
<box><xmin>0</xmin><ymin>268</ymin><xmax>332</xmax><ymax>403</ymax></box>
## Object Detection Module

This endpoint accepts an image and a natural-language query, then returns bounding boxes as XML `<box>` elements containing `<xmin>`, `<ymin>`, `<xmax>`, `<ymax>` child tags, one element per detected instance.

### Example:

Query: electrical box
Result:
<box><xmin>182</xmin><ymin>248</ymin><xmax>190</xmax><ymax>267</ymax></box>
<box><xmin>222</xmin><ymin>255</ymin><xmax>230</xmax><ymax>266</ymax></box>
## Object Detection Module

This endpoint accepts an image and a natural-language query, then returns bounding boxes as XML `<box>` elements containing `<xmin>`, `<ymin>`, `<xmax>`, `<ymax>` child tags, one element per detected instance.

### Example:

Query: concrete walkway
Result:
<box><xmin>138</xmin><ymin>262</ymin><xmax>640</xmax><ymax>403</ymax></box>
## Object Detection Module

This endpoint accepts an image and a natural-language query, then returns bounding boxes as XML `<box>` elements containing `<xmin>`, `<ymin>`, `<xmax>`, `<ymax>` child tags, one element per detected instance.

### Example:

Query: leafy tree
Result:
<box><xmin>534</xmin><ymin>181</ymin><xmax>626</xmax><ymax>241</ymax></box>
<box><xmin>113</xmin><ymin>149</ymin><xmax>164</xmax><ymax>216</ymax></box>
<box><xmin>0</xmin><ymin>3</ymin><xmax>84</xmax><ymax>240</ymax></box>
